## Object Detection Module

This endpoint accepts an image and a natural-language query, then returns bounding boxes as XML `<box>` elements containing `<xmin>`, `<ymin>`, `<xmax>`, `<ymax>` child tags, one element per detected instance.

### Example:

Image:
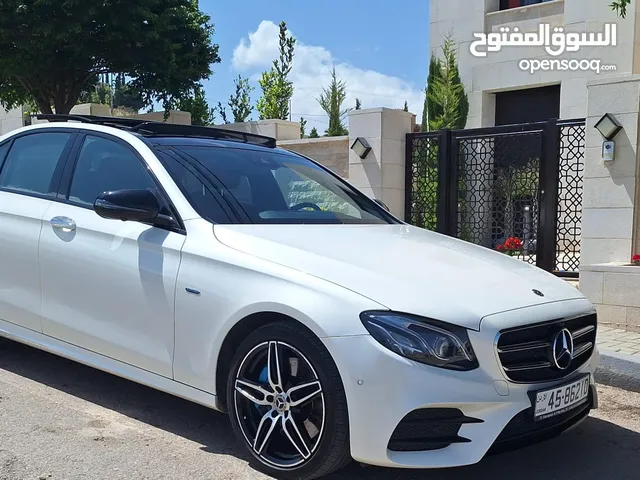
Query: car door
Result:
<box><xmin>0</xmin><ymin>130</ymin><xmax>75</xmax><ymax>333</ymax></box>
<box><xmin>39</xmin><ymin>132</ymin><xmax>186</xmax><ymax>378</ymax></box>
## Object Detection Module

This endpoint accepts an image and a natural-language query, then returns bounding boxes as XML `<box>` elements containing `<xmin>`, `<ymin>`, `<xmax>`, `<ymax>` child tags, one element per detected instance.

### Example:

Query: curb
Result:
<box><xmin>595</xmin><ymin>350</ymin><xmax>640</xmax><ymax>393</ymax></box>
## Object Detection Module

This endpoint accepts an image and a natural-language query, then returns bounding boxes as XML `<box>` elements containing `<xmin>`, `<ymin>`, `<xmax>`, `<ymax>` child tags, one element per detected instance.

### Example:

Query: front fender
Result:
<box><xmin>172</xmin><ymin>229</ymin><xmax>381</xmax><ymax>394</ymax></box>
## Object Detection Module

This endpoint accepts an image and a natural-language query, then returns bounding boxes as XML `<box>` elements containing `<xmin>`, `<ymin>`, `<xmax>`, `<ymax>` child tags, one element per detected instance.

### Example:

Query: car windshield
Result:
<box><xmin>172</xmin><ymin>145</ymin><xmax>394</xmax><ymax>225</ymax></box>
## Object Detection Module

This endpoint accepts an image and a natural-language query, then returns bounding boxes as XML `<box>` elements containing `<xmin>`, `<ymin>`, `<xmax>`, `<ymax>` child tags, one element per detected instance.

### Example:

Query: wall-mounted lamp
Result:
<box><xmin>594</xmin><ymin>113</ymin><xmax>623</xmax><ymax>140</ymax></box>
<box><xmin>594</xmin><ymin>113</ymin><xmax>623</xmax><ymax>162</ymax></box>
<box><xmin>351</xmin><ymin>137</ymin><xmax>372</xmax><ymax>159</ymax></box>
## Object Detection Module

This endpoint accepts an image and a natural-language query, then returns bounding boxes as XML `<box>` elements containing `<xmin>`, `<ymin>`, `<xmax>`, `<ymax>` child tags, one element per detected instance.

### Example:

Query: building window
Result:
<box><xmin>500</xmin><ymin>0</ymin><xmax>555</xmax><ymax>9</ymax></box>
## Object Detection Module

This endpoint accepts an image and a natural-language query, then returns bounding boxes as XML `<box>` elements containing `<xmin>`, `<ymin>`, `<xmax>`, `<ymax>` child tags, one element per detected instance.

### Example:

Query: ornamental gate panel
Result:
<box><xmin>405</xmin><ymin>119</ymin><xmax>585</xmax><ymax>277</ymax></box>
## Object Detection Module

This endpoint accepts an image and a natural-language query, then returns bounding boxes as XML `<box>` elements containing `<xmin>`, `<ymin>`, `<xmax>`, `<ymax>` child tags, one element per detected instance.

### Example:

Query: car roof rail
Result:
<box><xmin>32</xmin><ymin>114</ymin><xmax>277</xmax><ymax>149</ymax></box>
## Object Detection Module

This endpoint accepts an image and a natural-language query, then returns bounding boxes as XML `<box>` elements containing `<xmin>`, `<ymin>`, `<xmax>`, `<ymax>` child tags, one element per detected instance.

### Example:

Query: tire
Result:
<box><xmin>226</xmin><ymin>321</ymin><xmax>351</xmax><ymax>479</ymax></box>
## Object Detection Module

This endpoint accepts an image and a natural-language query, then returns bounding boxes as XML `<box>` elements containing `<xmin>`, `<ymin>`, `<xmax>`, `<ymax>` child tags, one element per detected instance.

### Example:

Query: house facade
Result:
<box><xmin>430</xmin><ymin>0</ymin><xmax>639</xmax><ymax>128</ymax></box>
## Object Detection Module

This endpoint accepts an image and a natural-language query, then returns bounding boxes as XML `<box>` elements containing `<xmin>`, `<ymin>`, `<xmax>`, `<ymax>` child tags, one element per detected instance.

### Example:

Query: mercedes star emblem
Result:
<box><xmin>552</xmin><ymin>328</ymin><xmax>575</xmax><ymax>370</ymax></box>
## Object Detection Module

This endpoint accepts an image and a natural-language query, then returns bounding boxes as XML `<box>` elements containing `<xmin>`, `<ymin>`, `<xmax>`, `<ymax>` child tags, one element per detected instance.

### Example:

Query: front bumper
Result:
<box><xmin>322</xmin><ymin>303</ymin><xmax>600</xmax><ymax>469</ymax></box>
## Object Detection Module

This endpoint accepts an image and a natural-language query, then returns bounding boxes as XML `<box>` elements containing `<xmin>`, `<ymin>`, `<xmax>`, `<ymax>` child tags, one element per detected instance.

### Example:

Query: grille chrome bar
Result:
<box><xmin>573</xmin><ymin>342</ymin><xmax>593</xmax><ymax>359</ymax></box>
<box><xmin>504</xmin><ymin>361</ymin><xmax>552</xmax><ymax>372</ymax></box>
<box><xmin>498</xmin><ymin>340</ymin><xmax>550</xmax><ymax>354</ymax></box>
<box><xmin>572</xmin><ymin>325</ymin><xmax>595</xmax><ymax>339</ymax></box>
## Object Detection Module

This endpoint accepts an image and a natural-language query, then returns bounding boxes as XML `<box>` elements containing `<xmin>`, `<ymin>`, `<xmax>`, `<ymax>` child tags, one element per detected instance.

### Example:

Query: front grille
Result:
<box><xmin>388</xmin><ymin>408</ymin><xmax>482</xmax><ymax>452</ymax></box>
<box><xmin>489</xmin><ymin>389</ymin><xmax>593</xmax><ymax>454</ymax></box>
<box><xmin>496</xmin><ymin>312</ymin><xmax>597</xmax><ymax>383</ymax></box>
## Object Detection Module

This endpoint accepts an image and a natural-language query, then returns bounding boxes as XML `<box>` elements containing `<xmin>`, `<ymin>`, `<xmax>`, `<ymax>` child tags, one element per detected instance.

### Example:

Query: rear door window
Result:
<box><xmin>0</xmin><ymin>132</ymin><xmax>72</xmax><ymax>197</ymax></box>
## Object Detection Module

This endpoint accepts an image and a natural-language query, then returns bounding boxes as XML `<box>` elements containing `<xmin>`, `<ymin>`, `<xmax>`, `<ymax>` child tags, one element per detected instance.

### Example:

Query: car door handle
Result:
<box><xmin>50</xmin><ymin>216</ymin><xmax>76</xmax><ymax>232</ymax></box>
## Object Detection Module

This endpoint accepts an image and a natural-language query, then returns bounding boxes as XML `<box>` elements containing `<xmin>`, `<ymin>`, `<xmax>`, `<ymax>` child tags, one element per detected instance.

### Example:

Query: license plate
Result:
<box><xmin>532</xmin><ymin>375</ymin><xmax>590</xmax><ymax>421</ymax></box>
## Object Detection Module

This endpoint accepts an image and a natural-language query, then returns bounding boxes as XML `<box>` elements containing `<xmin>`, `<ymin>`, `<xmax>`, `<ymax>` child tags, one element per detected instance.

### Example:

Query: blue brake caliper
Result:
<box><xmin>255</xmin><ymin>366</ymin><xmax>269</xmax><ymax>412</ymax></box>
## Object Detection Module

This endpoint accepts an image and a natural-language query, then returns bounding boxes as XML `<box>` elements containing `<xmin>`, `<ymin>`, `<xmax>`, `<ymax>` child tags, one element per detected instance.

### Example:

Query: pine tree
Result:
<box><xmin>425</xmin><ymin>33</ymin><xmax>468</xmax><ymax>131</ymax></box>
<box><xmin>300</xmin><ymin>117</ymin><xmax>307</xmax><ymax>137</ymax></box>
<box><xmin>228</xmin><ymin>75</ymin><xmax>253</xmax><ymax>123</ymax></box>
<box><xmin>355</xmin><ymin>98</ymin><xmax>361</xmax><ymax>110</ymax></box>
<box><xmin>403</xmin><ymin>101</ymin><xmax>408</xmax><ymax>112</ymax></box>
<box><xmin>216</xmin><ymin>102</ymin><xmax>229</xmax><ymax>124</ymax></box>
<box><xmin>317</xmin><ymin>66</ymin><xmax>349</xmax><ymax>136</ymax></box>
<box><xmin>309</xmin><ymin>127</ymin><xmax>319</xmax><ymax>138</ymax></box>
<box><xmin>256</xmin><ymin>21</ymin><xmax>296</xmax><ymax>120</ymax></box>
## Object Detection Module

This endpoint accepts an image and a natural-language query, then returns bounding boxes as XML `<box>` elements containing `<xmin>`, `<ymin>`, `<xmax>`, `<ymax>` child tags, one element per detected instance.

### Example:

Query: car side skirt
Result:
<box><xmin>0</xmin><ymin>318</ymin><xmax>222</xmax><ymax>412</ymax></box>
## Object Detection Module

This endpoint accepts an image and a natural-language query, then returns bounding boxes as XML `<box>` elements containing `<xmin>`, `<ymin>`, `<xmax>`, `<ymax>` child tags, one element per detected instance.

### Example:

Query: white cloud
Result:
<box><xmin>232</xmin><ymin>21</ymin><xmax>424</xmax><ymax>132</ymax></box>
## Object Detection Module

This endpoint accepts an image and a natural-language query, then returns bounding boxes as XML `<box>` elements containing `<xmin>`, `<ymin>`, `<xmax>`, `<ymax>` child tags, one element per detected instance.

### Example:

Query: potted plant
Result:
<box><xmin>632</xmin><ymin>254</ymin><xmax>640</xmax><ymax>266</ymax></box>
<box><xmin>496</xmin><ymin>237</ymin><xmax>524</xmax><ymax>257</ymax></box>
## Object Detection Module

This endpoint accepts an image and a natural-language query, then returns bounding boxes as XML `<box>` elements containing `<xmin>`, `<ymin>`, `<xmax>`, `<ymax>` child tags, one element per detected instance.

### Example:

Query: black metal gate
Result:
<box><xmin>405</xmin><ymin>118</ymin><xmax>585</xmax><ymax>277</ymax></box>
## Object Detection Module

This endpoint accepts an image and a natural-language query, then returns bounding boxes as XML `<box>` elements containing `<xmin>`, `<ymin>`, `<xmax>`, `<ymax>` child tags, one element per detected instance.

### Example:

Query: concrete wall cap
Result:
<box><xmin>587</xmin><ymin>74</ymin><xmax>640</xmax><ymax>88</ymax></box>
<box><xmin>348</xmin><ymin>107</ymin><xmax>414</xmax><ymax>118</ymax></box>
<box><xmin>278</xmin><ymin>136</ymin><xmax>349</xmax><ymax>146</ymax></box>
<box><xmin>581</xmin><ymin>263</ymin><xmax>640</xmax><ymax>273</ymax></box>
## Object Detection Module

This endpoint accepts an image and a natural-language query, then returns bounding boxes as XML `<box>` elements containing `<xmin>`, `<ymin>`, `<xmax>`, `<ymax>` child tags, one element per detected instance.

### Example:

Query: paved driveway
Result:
<box><xmin>1</xmin><ymin>338</ymin><xmax>639</xmax><ymax>480</ymax></box>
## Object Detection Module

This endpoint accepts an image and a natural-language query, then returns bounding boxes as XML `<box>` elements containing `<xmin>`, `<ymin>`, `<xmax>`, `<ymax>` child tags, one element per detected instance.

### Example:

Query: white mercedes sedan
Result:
<box><xmin>0</xmin><ymin>115</ymin><xmax>599</xmax><ymax>479</ymax></box>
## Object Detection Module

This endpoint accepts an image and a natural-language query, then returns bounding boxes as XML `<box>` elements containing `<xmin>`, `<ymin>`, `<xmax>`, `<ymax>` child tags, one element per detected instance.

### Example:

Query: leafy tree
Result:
<box><xmin>309</xmin><ymin>127</ymin><xmax>319</xmax><ymax>138</ymax></box>
<box><xmin>174</xmin><ymin>84</ymin><xmax>216</xmax><ymax>126</ymax></box>
<box><xmin>317</xmin><ymin>66</ymin><xmax>349</xmax><ymax>137</ymax></box>
<box><xmin>256</xmin><ymin>21</ymin><xmax>296</xmax><ymax>120</ymax></box>
<box><xmin>78</xmin><ymin>81</ymin><xmax>113</xmax><ymax>107</ymax></box>
<box><xmin>355</xmin><ymin>98</ymin><xmax>362</xmax><ymax>110</ymax></box>
<box><xmin>0</xmin><ymin>0</ymin><xmax>220</xmax><ymax>115</ymax></box>
<box><xmin>228</xmin><ymin>75</ymin><xmax>253</xmax><ymax>123</ymax></box>
<box><xmin>403</xmin><ymin>101</ymin><xmax>409</xmax><ymax>112</ymax></box>
<box><xmin>612</xmin><ymin>0</ymin><xmax>631</xmax><ymax>17</ymax></box>
<box><xmin>113</xmin><ymin>74</ymin><xmax>145</xmax><ymax>113</ymax></box>
<box><xmin>426</xmin><ymin>33</ymin><xmax>468</xmax><ymax>131</ymax></box>
<box><xmin>300</xmin><ymin>117</ymin><xmax>307</xmax><ymax>137</ymax></box>
<box><xmin>77</xmin><ymin>73</ymin><xmax>146</xmax><ymax>114</ymax></box>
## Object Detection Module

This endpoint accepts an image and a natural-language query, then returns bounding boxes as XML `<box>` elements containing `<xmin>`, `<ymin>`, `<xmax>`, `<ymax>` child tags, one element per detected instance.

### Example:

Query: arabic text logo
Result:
<box><xmin>470</xmin><ymin>23</ymin><xmax>617</xmax><ymax>58</ymax></box>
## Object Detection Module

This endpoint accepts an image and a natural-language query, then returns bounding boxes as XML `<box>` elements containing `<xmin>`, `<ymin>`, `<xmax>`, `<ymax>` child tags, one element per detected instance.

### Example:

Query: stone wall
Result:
<box><xmin>278</xmin><ymin>136</ymin><xmax>350</xmax><ymax>179</ymax></box>
<box><xmin>581</xmin><ymin>264</ymin><xmax>640</xmax><ymax>333</ymax></box>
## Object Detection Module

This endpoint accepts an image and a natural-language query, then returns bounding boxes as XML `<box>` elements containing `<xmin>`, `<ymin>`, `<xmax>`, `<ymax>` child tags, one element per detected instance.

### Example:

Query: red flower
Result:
<box><xmin>497</xmin><ymin>244</ymin><xmax>505</xmax><ymax>252</ymax></box>
<box><xmin>632</xmin><ymin>254</ymin><xmax>640</xmax><ymax>263</ymax></box>
<box><xmin>502</xmin><ymin>237</ymin><xmax>523</xmax><ymax>251</ymax></box>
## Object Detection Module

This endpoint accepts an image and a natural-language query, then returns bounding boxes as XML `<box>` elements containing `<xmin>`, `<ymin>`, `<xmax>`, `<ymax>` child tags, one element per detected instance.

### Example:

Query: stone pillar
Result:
<box><xmin>581</xmin><ymin>75</ymin><xmax>640</xmax><ymax>266</ymax></box>
<box><xmin>580</xmin><ymin>74</ymin><xmax>640</xmax><ymax>332</ymax></box>
<box><xmin>219</xmin><ymin>119</ymin><xmax>301</xmax><ymax>141</ymax></box>
<box><xmin>347</xmin><ymin>108</ymin><xmax>415</xmax><ymax>220</ymax></box>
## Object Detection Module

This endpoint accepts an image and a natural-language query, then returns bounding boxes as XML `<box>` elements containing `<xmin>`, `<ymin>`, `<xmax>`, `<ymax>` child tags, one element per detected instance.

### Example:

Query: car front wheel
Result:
<box><xmin>227</xmin><ymin>321</ymin><xmax>351</xmax><ymax>479</ymax></box>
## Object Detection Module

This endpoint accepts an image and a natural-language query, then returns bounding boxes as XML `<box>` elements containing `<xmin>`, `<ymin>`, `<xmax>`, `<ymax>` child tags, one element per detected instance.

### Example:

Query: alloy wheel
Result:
<box><xmin>233</xmin><ymin>340</ymin><xmax>326</xmax><ymax>468</ymax></box>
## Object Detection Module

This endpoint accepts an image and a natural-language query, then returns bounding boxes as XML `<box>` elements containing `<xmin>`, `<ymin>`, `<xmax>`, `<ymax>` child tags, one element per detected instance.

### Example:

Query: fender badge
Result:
<box><xmin>532</xmin><ymin>289</ymin><xmax>545</xmax><ymax>297</ymax></box>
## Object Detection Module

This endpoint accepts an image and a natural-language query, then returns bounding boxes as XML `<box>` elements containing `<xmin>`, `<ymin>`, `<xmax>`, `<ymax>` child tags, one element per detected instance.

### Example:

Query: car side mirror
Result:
<box><xmin>94</xmin><ymin>189</ymin><xmax>160</xmax><ymax>222</ymax></box>
<box><xmin>374</xmin><ymin>199</ymin><xmax>390</xmax><ymax>212</ymax></box>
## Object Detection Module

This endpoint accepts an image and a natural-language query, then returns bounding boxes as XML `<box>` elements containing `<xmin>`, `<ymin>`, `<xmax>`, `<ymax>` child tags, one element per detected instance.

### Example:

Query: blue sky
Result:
<box><xmin>199</xmin><ymin>0</ymin><xmax>430</xmax><ymax>131</ymax></box>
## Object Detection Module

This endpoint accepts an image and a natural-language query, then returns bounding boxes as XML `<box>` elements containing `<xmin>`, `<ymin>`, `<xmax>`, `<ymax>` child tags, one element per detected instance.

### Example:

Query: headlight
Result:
<box><xmin>360</xmin><ymin>311</ymin><xmax>479</xmax><ymax>371</ymax></box>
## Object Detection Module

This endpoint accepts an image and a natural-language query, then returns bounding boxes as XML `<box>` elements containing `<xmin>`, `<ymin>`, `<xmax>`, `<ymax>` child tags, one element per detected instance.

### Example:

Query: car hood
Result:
<box><xmin>213</xmin><ymin>224</ymin><xmax>585</xmax><ymax>331</ymax></box>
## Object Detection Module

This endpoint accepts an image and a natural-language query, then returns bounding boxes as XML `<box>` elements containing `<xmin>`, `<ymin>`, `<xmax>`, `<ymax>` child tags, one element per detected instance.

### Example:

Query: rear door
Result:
<box><xmin>0</xmin><ymin>130</ymin><xmax>76</xmax><ymax>333</ymax></box>
<box><xmin>39</xmin><ymin>132</ymin><xmax>186</xmax><ymax>378</ymax></box>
